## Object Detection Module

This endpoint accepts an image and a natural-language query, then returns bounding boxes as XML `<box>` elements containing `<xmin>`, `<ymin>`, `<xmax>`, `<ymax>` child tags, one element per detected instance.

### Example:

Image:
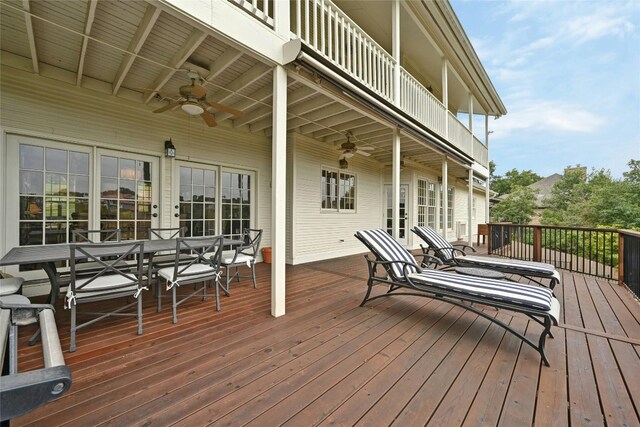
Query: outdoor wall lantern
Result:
<box><xmin>165</xmin><ymin>139</ymin><xmax>176</xmax><ymax>158</ymax></box>
<box><xmin>339</xmin><ymin>158</ymin><xmax>349</xmax><ymax>169</ymax></box>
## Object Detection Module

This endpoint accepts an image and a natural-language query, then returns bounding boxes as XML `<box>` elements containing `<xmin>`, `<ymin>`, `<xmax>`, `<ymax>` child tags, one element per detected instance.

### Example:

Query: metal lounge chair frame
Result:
<box><xmin>355</xmin><ymin>229</ymin><xmax>560</xmax><ymax>366</ymax></box>
<box><xmin>411</xmin><ymin>225</ymin><xmax>560</xmax><ymax>289</ymax></box>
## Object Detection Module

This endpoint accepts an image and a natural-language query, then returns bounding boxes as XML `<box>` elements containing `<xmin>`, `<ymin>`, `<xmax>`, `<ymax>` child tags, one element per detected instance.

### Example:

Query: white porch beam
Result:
<box><xmin>216</xmin><ymin>81</ymin><xmax>281</xmax><ymax>122</ymax></box>
<box><xmin>21</xmin><ymin>0</ymin><xmax>38</xmax><ymax>73</ymax></box>
<box><xmin>468</xmin><ymin>93</ymin><xmax>474</xmax><ymax>246</ymax></box>
<box><xmin>312</xmin><ymin>117</ymin><xmax>374</xmax><ymax>140</ymax></box>
<box><xmin>283</xmin><ymin>103</ymin><xmax>349</xmax><ymax>131</ymax></box>
<box><xmin>271</xmin><ymin>65</ymin><xmax>287</xmax><ymax>317</ymax></box>
<box><xmin>76</xmin><ymin>0</ymin><xmax>97</xmax><ymax>86</ymax></box>
<box><xmin>113</xmin><ymin>4</ymin><xmax>160</xmax><ymax>95</ymax></box>
<box><xmin>323</xmin><ymin>126</ymin><xmax>390</xmax><ymax>143</ymax></box>
<box><xmin>144</xmin><ymin>29</ymin><xmax>207</xmax><ymax>103</ymax></box>
<box><xmin>205</xmin><ymin>47</ymin><xmax>243</xmax><ymax>82</ymax></box>
<box><xmin>298</xmin><ymin>110</ymin><xmax>362</xmax><ymax>134</ymax></box>
<box><xmin>209</xmin><ymin>64</ymin><xmax>271</xmax><ymax>104</ymax></box>
<box><xmin>485</xmin><ymin>115</ymin><xmax>491</xmax><ymax>223</ymax></box>
<box><xmin>442</xmin><ymin>58</ymin><xmax>449</xmax><ymax>138</ymax></box>
<box><xmin>441</xmin><ymin>156</ymin><xmax>448</xmax><ymax>238</ymax></box>
<box><xmin>392</xmin><ymin>0</ymin><xmax>400</xmax><ymax>106</ymax></box>
<box><xmin>392</xmin><ymin>129</ymin><xmax>401</xmax><ymax>240</ymax></box>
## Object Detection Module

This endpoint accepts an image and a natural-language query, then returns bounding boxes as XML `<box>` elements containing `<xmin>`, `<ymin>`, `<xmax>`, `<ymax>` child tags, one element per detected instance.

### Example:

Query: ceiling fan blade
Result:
<box><xmin>200</xmin><ymin>110</ymin><xmax>217</xmax><ymax>127</ymax></box>
<box><xmin>153</xmin><ymin>102</ymin><xmax>181</xmax><ymax>113</ymax></box>
<box><xmin>359</xmin><ymin>146</ymin><xmax>374</xmax><ymax>151</ymax></box>
<box><xmin>356</xmin><ymin>150</ymin><xmax>371</xmax><ymax>157</ymax></box>
<box><xmin>207</xmin><ymin>101</ymin><xmax>246</xmax><ymax>117</ymax></box>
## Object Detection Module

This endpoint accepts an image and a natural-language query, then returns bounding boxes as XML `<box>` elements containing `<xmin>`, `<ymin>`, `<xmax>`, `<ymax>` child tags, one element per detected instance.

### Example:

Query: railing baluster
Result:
<box><xmin>296</xmin><ymin>0</ymin><xmax>302</xmax><ymax>37</ymax></box>
<box><xmin>320</xmin><ymin>0</ymin><xmax>325</xmax><ymax>54</ymax></box>
<box><xmin>304</xmin><ymin>0</ymin><xmax>310</xmax><ymax>44</ymax></box>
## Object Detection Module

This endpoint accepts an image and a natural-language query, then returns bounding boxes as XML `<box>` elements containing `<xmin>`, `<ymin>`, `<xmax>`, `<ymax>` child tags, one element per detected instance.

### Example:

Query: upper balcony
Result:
<box><xmin>224</xmin><ymin>0</ymin><xmax>501</xmax><ymax>170</ymax></box>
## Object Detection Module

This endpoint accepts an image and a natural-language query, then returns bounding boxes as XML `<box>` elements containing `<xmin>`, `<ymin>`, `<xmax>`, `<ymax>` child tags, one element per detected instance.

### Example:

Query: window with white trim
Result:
<box><xmin>427</xmin><ymin>181</ymin><xmax>437</xmax><ymax>228</ymax></box>
<box><xmin>321</xmin><ymin>168</ymin><xmax>356</xmax><ymax>211</ymax></box>
<box><xmin>439</xmin><ymin>186</ymin><xmax>454</xmax><ymax>230</ymax></box>
<box><xmin>417</xmin><ymin>179</ymin><xmax>427</xmax><ymax>226</ymax></box>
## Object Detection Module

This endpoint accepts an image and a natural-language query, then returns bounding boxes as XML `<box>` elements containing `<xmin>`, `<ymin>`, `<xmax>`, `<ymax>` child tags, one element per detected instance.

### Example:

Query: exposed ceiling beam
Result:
<box><xmin>323</xmin><ymin>126</ymin><xmax>390</xmax><ymax>143</ymax></box>
<box><xmin>144</xmin><ymin>29</ymin><xmax>207</xmax><ymax>103</ymax></box>
<box><xmin>204</xmin><ymin>47</ymin><xmax>243</xmax><ymax>81</ymax></box>
<box><xmin>298</xmin><ymin>110</ymin><xmax>363</xmax><ymax>134</ymax></box>
<box><xmin>113</xmin><ymin>4</ymin><xmax>161</xmax><ymax>95</ymax></box>
<box><xmin>21</xmin><ymin>0</ymin><xmax>38</xmax><ymax>73</ymax></box>
<box><xmin>233</xmin><ymin>105</ymin><xmax>272</xmax><ymax>127</ymax></box>
<box><xmin>214</xmin><ymin>82</ymin><xmax>276</xmax><ymax>122</ymax></box>
<box><xmin>284</xmin><ymin>103</ymin><xmax>349</xmax><ymax>131</ymax></box>
<box><xmin>313</xmin><ymin>117</ymin><xmax>378</xmax><ymax>139</ymax></box>
<box><xmin>76</xmin><ymin>0</ymin><xmax>97</xmax><ymax>86</ymax></box>
<box><xmin>208</xmin><ymin>64</ymin><xmax>271</xmax><ymax>104</ymax></box>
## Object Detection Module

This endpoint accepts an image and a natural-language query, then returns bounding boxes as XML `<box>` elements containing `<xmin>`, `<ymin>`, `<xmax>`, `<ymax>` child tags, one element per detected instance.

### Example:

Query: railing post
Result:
<box><xmin>533</xmin><ymin>226</ymin><xmax>542</xmax><ymax>262</ymax></box>
<box><xmin>487</xmin><ymin>224</ymin><xmax>492</xmax><ymax>254</ymax></box>
<box><xmin>619</xmin><ymin>232</ymin><xmax>624</xmax><ymax>287</ymax></box>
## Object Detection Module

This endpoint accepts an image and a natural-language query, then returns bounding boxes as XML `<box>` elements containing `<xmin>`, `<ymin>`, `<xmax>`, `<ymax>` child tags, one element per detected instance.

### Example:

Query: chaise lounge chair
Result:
<box><xmin>411</xmin><ymin>225</ymin><xmax>560</xmax><ymax>289</ymax></box>
<box><xmin>354</xmin><ymin>229</ymin><xmax>560</xmax><ymax>366</ymax></box>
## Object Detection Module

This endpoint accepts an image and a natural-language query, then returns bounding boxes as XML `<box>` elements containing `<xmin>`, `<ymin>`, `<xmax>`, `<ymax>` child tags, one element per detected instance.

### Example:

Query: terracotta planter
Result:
<box><xmin>262</xmin><ymin>247</ymin><xmax>272</xmax><ymax>264</ymax></box>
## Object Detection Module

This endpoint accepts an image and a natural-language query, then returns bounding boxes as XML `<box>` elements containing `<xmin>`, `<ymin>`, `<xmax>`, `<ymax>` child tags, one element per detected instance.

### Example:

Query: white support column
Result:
<box><xmin>468</xmin><ymin>94</ymin><xmax>474</xmax><ymax>246</ymax></box>
<box><xmin>441</xmin><ymin>156</ymin><xmax>448</xmax><ymax>239</ymax></box>
<box><xmin>442</xmin><ymin>59</ymin><xmax>449</xmax><ymax>138</ymax></box>
<box><xmin>485</xmin><ymin>114</ymin><xmax>491</xmax><ymax>223</ymax></box>
<box><xmin>271</xmin><ymin>65</ymin><xmax>287</xmax><ymax>317</ymax></box>
<box><xmin>274</xmin><ymin>0</ymin><xmax>290</xmax><ymax>38</ymax></box>
<box><xmin>468</xmin><ymin>168</ymin><xmax>474</xmax><ymax>247</ymax></box>
<box><xmin>392</xmin><ymin>128</ymin><xmax>401</xmax><ymax>239</ymax></box>
<box><xmin>392</xmin><ymin>0</ymin><xmax>401</xmax><ymax>106</ymax></box>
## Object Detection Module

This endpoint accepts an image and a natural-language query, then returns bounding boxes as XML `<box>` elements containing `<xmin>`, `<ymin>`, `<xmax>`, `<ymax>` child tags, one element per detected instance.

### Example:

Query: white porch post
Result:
<box><xmin>271</xmin><ymin>65</ymin><xmax>287</xmax><ymax>317</ymax></box>
<box><xmin>485</xmin><ymin>114</ymin><xmax>491</xmax><ymax>223</ymax></box>
<box><xmin>442</xmin><ymin>59</ymin><xmax>449</xmax><ymax>138</ymax></box>
<box><xmin>392</xmin><ymin>0</ymin><xmax>400</xmax><ymax>106</ymax></box>
<box><xmin>392</xmin><ymin>128</ymin><xmax>401</xmax><ymax>239</ymax></box>
<box><xmin>468</xmin><ymin>94</ymin><xmax>474</xmax><ymax>246</ymax></box>
<box><xmin>441</xmin><ymin>156</ymin><xmax>448</xmax><ymax>239</ymax></box>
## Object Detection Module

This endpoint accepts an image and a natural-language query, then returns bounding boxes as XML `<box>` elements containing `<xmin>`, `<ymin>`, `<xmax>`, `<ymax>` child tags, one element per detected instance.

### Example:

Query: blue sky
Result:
<box><xmin>451</xmin><ymin>0</ymin><xmax>640</xmax><ymax>179</ymax></box>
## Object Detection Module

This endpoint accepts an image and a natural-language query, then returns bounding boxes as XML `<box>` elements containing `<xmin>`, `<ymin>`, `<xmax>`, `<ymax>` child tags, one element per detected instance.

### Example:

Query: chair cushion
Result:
<box><xmin>221</xmin><ymin>252</ymin><xmax>255</xmax><ymax>265</ymax></box>
<box><xmin>356</xmin><ymin>230</ymin><xmax>420</xmax><ymax>282</ymax></box>
<box><xmin>0</xmin><ymin>277</ymin><xmax>24</xmax><ymax>296</ymax></box>
<box><xmin>66</xmin><ymin>275</ymin><xmax>139</xmax><ymax>300</ymax></box>
<box><xmin>459</xmin><ymin>255</ymin><xmax>557</xmax><ymax>276</ymax></box>
<box><xmin>157</xmin><ymin>263</ymin><xmax>217</xmax><ymax>284</ymax></box>
<box><xmin>407</xmin><ymin>269</ymin><xmax>553</xmax><ymax>311</ymax></box>
<box><xmin>413</xmin><ymin>226</ymin><xmax>455</xmax><ymax>261</ymax></box>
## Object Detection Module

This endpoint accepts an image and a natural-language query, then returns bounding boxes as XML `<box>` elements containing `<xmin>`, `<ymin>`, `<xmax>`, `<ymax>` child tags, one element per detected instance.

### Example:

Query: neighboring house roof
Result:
<box><xmin>528</xmin><ymin>174</ymin><xmax>562</xmax><ymax>208</ymax></box>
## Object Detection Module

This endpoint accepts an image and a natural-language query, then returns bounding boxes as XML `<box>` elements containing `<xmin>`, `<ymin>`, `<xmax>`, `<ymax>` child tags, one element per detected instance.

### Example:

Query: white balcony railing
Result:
<box><xmin>447</xmin><ymin>111</ymin><xmax>473</xmax><ymax>154</ymax></box>
<box><xmin>399</xmin><ymin>67</ymin><xmax>447</xmax><ymax>138</ymax></box>
<box><xmin>228</xmin><ymin>0</ymin><xmax>273</xmax><ymax>26</ymax></box>
<box><xmin>294</xmin><ymin>0</ymin><xmax>395</xmax><ymax>102</ymax></box>
<box><xmin>473</xmin><ymin>136</ymin><xmax>488</xmax><ymax>167</ymax></box>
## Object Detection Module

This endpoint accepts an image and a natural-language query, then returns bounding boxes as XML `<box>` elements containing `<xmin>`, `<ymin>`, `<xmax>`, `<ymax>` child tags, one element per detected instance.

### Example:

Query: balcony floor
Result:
<box><xmin>12</xmin><ymin>248</ymin><xmax>640</xmax><ymax>426</ymax></box>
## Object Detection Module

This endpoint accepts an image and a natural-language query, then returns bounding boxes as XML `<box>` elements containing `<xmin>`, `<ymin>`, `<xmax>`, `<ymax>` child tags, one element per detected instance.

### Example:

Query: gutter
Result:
<box><xmin>295</xmin><ymin>48</ymin><xmax>473</xmax><ymax>166</ymax></box>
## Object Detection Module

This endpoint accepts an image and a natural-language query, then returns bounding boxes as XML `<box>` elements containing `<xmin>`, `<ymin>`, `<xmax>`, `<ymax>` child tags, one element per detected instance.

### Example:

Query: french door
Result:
<box><xmin>384</xmin><ymin>184</ymin><xmax>409</xmax><ymax>245</ymax></box>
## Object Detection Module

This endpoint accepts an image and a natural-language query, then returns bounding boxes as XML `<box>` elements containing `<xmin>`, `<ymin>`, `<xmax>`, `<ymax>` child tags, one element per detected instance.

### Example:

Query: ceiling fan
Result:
<box><xmin>338</xmin><ymin>132</ymin><xmax>374</xmax><ymax>159</ymax></box>
<box><xmin>150</xmin><ymin>71</ymin><xmax>245</xmax><ymax>127</ymax></box>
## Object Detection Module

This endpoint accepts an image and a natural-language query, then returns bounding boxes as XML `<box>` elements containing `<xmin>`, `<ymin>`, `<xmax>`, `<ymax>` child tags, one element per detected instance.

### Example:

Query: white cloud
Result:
<box><xmin>490</xmin><ymin>101</ymin><xmax>606</xmax><ymax>138</ymax></box>
<box><xmin>564</xmin><ymin>13</ymin><xmax>635</xmax><ymax>44</ymax></box>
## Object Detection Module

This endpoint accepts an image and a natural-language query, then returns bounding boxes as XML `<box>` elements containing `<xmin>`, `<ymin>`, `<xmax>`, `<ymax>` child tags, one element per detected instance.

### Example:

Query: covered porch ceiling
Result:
<box><xmin>0</xmin><ymin>0</ymin><xmax>471</xmax><ymax>178</ymax></box>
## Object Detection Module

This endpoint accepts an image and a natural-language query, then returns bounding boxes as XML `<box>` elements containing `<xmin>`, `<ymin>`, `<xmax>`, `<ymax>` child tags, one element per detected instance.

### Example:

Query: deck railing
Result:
<box><xmin>228</xmin><ymin>0</ymin><xmax>273</xmax><ymax>26</ymax></box>
<box><xmin>399</xmin><ymin>68</ymin><xmax>447</xmax><ymax>137</ymax></box>
<box><xmin>294</xmin><ymin>0</ymin><xmax>395</xmax><ymax>102</ymax></box>
<box><xmin>487</xmin><ymin>223</ymin><xmax>640</xmax><ymax>298</ymax></box>
<box><xmin>447</xmin><ymin>112</ymin><xmax>473</xmax><ymax>154</ymax></box>
<box><xmin>473</xmin><ymin>136</ymin><xmax>488</xmax><ymax>167</ymax></box>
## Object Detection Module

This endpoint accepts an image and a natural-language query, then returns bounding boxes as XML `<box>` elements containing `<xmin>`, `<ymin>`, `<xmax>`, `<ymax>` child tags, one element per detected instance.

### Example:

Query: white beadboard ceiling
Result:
<box><xmin>0</xmin><ymin>0</ymin><xmax>470</xmax><ymax>178</ymax></box>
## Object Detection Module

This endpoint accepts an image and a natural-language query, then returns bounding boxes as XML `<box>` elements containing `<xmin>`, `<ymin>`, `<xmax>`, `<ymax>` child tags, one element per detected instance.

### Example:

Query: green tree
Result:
<box><xmin>490</xmin><ymin>168</ymin><xmax>542</xmax><ymax>195</ymax></box>
<box><xmin>491</xmin><ymin>186</ymin><xmax>537</xmax><ymax>224</ymax></box>
<box><xmin>623</xmin><ymin>159</ymin><xmax>640</xmax><ymax>184</ymax></box>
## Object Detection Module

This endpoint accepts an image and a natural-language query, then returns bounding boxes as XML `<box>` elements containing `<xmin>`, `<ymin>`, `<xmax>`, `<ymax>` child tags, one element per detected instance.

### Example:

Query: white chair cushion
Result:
<box><xmin>221</xmin><ymin>252</ymin><xmax>255</xmax><ymax>265</ymax></box>
<box><xmin>0</xmin><ymin>277</ymin><xmax>24</xmax><ymax>296</ymax></box>
<box><xmin>157</xmin><ymin>263</ymin><xmax>217</xmax><ymax>284</ymax></box>
<box><xmin>66</xmin><ymin>275</ymin><xmax>139</xmax><ymax>300</ymax></box>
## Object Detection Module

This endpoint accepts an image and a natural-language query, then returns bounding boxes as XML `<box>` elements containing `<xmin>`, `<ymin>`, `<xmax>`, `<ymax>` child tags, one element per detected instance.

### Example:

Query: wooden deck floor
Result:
<box><xmin>12</xmin><ymin>249</ymin><xmax>640</xmax><ymax>426</ymax></box>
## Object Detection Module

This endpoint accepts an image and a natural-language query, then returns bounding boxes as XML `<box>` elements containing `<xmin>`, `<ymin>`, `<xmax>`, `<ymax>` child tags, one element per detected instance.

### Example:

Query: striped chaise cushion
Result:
<box><xmin>356</xmin><ymin>229</ymin><xmax>420</xmax><ymax>281</ymax></box>
<box><xmin>407</xmin><ymin>269</ymin><xmax>553</xmax><ymax>311</ymax></box>
<box><xmin>459</xmin><ymin>255</ymin><xmax>556</xmax><ymax>275</ymax></box>
<box><xmin>413</xmin><ymin>226</ymin><xmax>455</xmax><ymax>261</ymax></box>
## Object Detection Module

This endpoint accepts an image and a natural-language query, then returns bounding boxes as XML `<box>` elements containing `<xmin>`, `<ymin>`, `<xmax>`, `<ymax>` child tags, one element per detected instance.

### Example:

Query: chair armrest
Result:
<box><xmin>417</xmin><ymin>253</ymin><xmax>442</xmax><ymax>269</ymax></box>
<box><xmin>452</xmin><ymin>243</ymin><xmax>476</xmax><ymax>253</ymax></box>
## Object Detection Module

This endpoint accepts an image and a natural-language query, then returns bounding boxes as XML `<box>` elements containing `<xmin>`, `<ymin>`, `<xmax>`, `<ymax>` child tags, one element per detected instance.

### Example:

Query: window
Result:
<box><xmin>321</xmin><ymin>168</ymin><xmax>356</xmax><ymax>211</ymax></box>
<box><xmin>221</xmin><ymin>171</ymin><xmax>252</xmax><ymax>240</ymax></box>
<box><xmin>427</xmin><ymin>181</ymin><xmax>437</xmax><ymax>228</ymax></box>
<box><xmin>417</xmin><ymin>179</ymin><xmax>427</xmax><ymax>226</ymax></box>
<box><xmin>439</xmin><ymin>186</ymin><xmax>454</xmax><ymax>230</ymax></box>
<box><xmin>19</xmin><ymin>144</ymin><xmax>90</xmax><ymax>247</ymax></box>
<box><xmin>472</xmin><ymin>196</ymin><xmax>477</xmax><ymax>219</ymax></box>
<box><xmin>179</xmin><ymin>166</ymin><xmax>217</xmax><ymax>237</ymax></box>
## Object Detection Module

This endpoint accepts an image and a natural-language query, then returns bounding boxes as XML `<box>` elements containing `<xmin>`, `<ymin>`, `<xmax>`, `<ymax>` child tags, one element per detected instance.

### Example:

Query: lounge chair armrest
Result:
<box><xmin>417</xmin><ymin>253</ymin><xmax>442</xmax><ymax>268</ymax></box>
<box><xmin>363</xmin><ymin>255</ymin><xmax>422</xmax><ymax>278</ymax></box>
<box><xmin>452</xmin><ymin>244</ymin><xmax>476</xmax><ymax>253</ymax></box>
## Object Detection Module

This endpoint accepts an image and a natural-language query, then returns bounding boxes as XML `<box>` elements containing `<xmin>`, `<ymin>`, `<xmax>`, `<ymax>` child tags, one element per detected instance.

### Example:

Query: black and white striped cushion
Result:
<box><xmin>413</xmin><ymin>226</ymin><xmax>455</xmax><ymax>260</ymax></box>
<box><xmin>356</xmin><ymin>229</ymin><xmax>419</xmax><ymax>281</ymax></box>
<box><xmin>407</xmin><ymin>269</ymin><xmax>553</xmax><ymax>311</ymax></box>
<box><xmin>458</xmin><ymin>255</ymin><xmax>556</xmax><ymax>275</ymax></box>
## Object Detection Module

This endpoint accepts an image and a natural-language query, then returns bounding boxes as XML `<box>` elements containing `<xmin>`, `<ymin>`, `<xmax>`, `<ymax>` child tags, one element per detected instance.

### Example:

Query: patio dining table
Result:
<box><xmin>0</xmin><ymin>237</ymin><xmax>243</xmax><ymax>307</ymax></box>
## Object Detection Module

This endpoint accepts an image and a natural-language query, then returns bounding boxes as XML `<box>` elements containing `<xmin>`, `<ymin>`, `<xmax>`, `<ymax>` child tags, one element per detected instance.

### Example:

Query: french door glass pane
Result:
<box><xmin>99</xmin><ymin>156</ymin><xmax>152</xmax><ymax>240</ymax></box>
<box><xmin>179</xmin><ymin>166</ymin><xmax>217</xmax><ymax>237</ymax></box>
<box><xmin>221</xmin><ymin>172</ymin><xmax>251</xmax><ymax>240</ymax></box>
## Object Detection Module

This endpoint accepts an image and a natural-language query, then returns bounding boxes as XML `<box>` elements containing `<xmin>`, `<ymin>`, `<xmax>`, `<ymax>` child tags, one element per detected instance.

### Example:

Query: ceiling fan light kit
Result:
<box><xmin>181</xmin><ymin>102</ymin><xmax>204</xmax><ymax>115</ymax></box>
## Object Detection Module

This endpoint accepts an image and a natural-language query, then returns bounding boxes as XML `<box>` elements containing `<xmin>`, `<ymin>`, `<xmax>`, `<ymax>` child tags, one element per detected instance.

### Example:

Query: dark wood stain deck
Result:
<box><xmin>11</xmin><ymin>248</ymin><xmax>640</xmax><ymax>426</ymax></box>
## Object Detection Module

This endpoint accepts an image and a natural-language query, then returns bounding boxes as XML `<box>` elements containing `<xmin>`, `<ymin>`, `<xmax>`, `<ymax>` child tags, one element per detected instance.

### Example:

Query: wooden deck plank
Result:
<box><xmin>9</xmin><ymin>254</ymin><xmax>640</xmax><ymax>427</ymax></box>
